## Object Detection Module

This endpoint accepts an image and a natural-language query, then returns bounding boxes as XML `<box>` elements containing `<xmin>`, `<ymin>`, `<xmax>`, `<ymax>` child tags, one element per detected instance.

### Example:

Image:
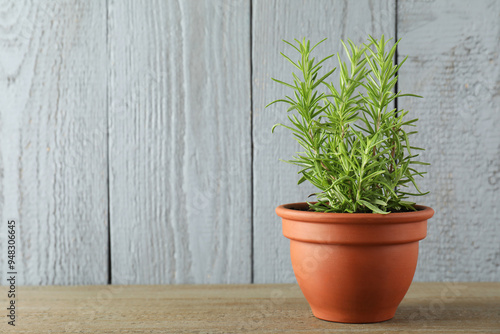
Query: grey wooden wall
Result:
<box><xmin>0</xmin><ymin>0</ymin><xmax>498</xmax><ymax>285</ymax></box>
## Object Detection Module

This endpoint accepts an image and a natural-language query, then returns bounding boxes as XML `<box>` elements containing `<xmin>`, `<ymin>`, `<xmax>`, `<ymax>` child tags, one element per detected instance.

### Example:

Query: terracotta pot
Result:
<box><xmin>276</xmin><ymin>202</ymin><xmax>434</xmax><ymax>323</ymax></box>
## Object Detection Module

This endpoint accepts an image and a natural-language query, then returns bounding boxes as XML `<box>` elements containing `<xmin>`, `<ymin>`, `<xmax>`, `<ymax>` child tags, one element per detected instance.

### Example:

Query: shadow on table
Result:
<box><xmin>287</xmin><ymin>299</ymin><xmax>500</xmax><ymax>332</ymax></box>
<box><xmin>391</xmin><ymin>299</ymin><xmax>500</xmax><ymax>328</ymax></box>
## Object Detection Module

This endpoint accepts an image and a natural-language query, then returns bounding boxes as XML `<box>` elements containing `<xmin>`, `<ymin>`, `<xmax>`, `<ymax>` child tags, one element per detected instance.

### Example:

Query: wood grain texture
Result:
<box><xmin>0</xmin><ymin>282</ymin><xmax>499</xmax><ymax>332</ymax></box>
<box><xmin>108</xmin><ymin>0</ymin><xmax>252</xmax><ymax>284</ymax></box>
<box><xmin>397</xmin><ymin>0</ymin><xmax>500</xmax><ymax>281</ymax></box>
<box><xmin>252</xmin><ymin>0</ymin><xmax>396</xmax><ymax>283</ymax></box>
<box><xmin>0</xmin><ymin>1</ymin><xmax>108</xmax><ymax>284</ymax></box>
<box><xmin>0</xmin><ymin>0</ymin><xmax>499</xmax><ymax>286</ymax></box>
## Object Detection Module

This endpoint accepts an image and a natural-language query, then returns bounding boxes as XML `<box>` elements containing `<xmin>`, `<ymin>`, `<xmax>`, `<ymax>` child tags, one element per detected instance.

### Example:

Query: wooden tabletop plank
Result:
<box><xmin>1</xmin><ymin>283</ymin><xmax>499</xmax><ymax>333</ymax></box>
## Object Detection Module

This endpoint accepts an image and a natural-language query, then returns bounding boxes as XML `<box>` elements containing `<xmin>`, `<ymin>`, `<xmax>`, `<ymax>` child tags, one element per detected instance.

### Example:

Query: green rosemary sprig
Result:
<box><xmin>268</xmin><ymin>36</ymin><xmax>429</xmax><ymax>213</ymax></box>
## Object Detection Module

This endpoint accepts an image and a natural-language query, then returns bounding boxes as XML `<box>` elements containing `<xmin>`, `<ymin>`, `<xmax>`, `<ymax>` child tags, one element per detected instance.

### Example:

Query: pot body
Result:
<box><xmin>276</xmin><ymin>202</ymin><xmax>434</xmax><ymax>323</ymax></box>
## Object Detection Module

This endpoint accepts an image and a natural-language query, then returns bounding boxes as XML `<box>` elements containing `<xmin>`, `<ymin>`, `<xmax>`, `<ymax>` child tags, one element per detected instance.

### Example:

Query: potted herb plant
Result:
<box><xmin>268</xmin><ymin>36</ymin><xmax>434</xmax><ymax>323</ymax></box>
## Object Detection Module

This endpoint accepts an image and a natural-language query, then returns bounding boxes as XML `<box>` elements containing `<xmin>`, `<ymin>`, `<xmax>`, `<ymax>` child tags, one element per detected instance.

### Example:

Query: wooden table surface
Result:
<box><xmin>0</xmin><ymin>282</ymin><xmax>499</xmax><ymax>333</ymax></box>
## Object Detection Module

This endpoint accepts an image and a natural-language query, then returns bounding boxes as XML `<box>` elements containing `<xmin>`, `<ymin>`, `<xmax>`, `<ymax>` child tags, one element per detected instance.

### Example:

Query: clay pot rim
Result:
<box><xmin>276</xmin><ymin>202</ymin><xmax>434</xmax><ymax>224</ymax></box>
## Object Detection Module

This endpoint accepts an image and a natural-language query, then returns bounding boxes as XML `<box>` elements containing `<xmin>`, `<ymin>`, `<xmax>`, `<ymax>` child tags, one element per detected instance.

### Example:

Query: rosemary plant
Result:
<box><xmin>268</xmin><ymin>36</ymin><xmax>428</xmax><ymax>213</ymax></box>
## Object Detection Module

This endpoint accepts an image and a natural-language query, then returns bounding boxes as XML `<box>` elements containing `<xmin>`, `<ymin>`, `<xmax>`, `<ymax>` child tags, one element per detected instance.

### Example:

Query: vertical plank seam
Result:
<box><xmin>394</xmin><ymin>0</ymin><xmax>399</xmax><ymax>114</ymax></box>
<box><xmin>250</xmin><ymin>0</ymin><xmax>254</xmax><ymax>284</ymax></box>
<box><xmin>394</xmin><ymin>0</ymin><xmax>399</xmax><ymax>197</ymax></box>
<box><xmin>106</xmin><ymin>0</ymin><xmax>112</xmax><ymax>285</ymax></box>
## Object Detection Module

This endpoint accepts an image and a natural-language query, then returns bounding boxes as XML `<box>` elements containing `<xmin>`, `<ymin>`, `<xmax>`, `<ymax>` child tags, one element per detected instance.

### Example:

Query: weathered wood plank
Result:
<box><xmin>252</xmin><ymin>0</ymin><xmax>396</xmax><ymax>283</ymax></box>
<box><xmin>0</xmin><ymin>1</ymin><xmax>108</xmax><ymax>284</ymax></box>
<box><xmin>1</xmin><ymin>282</ymin><xmax>499</xmax><ymax>332</ymax></box>
<box><xmin>108</xmin><ymin>0</ymin><xmax>252</xmax><ymax>284</ymax></box>
<box><xmin>398</xmin><ymin>0</ymin><xmax>500</xmax><ymax>281</ymax></box>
